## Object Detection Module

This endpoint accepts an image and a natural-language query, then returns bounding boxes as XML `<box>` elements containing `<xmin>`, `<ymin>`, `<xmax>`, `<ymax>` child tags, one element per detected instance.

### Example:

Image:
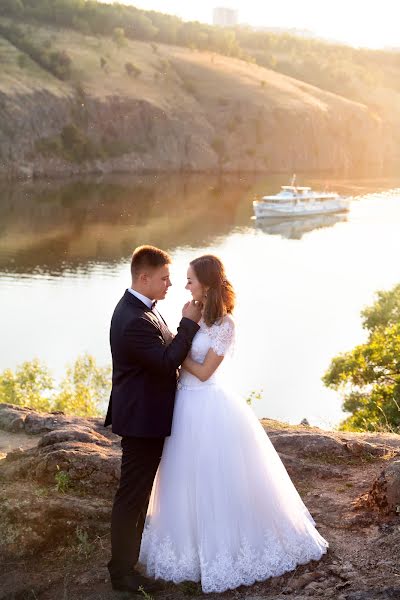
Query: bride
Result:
<box><xmin>139</xmin><ymin>255</ymin><xmax>328</xmax><ymax>593</ymax></box>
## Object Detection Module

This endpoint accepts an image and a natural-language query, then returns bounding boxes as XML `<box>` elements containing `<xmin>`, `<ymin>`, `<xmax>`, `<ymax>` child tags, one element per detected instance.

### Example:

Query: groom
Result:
<box><xmin>104</xmin><ymin>245</ymin><xmax>201</xmax><ymax>594</ymax></box>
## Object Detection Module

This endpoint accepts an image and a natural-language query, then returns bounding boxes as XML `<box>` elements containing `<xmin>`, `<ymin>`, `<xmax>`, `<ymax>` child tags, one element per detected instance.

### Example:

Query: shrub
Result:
<box><xmin>0</xmin><ymin>354</ymin><xmax>111</xmax><ymax>417</ymax></box>
<box><xmin>61</xmin><ymin>124</ymin><xmax>96</xmax><ymax>162</ymax></box>
<box><xmin>125</xmin><ymin>62</ymin><xmax>141</xmax><ymax>78</ymax></box>
<box><xmin>211</xmin><ymin>137</ymin><xmax>225</xmax><ymax>157</ymax></box>
<box><xmin>112</xmin><ymin>27</ymin><xmax>126</xmax><ymax>48</ymax></box>
<box><xmin>55</xmin><ymin>466</ymin><xmax>71</xmax><ymax>493</ymax></box>
<box><xmin>17</xmin><ymin>54</ymin><xmax>28</xmax><ymax>68</ymax></box>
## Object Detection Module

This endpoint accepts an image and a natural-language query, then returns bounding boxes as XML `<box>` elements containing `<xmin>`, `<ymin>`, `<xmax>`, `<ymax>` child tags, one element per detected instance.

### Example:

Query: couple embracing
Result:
<box><xmin>104</xmin><ymin>245</ymin><xmax>328</xmax><ymax>595</ymax></box>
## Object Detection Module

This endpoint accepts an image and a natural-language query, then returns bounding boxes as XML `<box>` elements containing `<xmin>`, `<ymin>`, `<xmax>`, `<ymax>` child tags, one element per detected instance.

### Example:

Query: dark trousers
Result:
<box><xmin>107</xmin><ymin>436</ymin><xmax>165</xmax><ymax>579</ymax></box>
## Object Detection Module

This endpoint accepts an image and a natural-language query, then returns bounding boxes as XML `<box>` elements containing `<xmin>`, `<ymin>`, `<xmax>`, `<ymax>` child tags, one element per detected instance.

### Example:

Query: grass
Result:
<box><xmin>75</xmin><ymin>527</ymin><xmax>92</xmax><ymax>559</ymax></box>
<box><xmin>0</xmin><ymin>20</ymin><xmax>66</xmax><ymax>92</ymax></box>
<box><xmin>55</xmin><ymin>466</ymin><xmax>71</xmax><ymax>494</ymax></box>
<box><xmin>138</xmin><ymin>586</ymin><xmax>154</xmax><ymax>600</ymax></box>
<box><xmin>1</xmin><ymin>14</ymin><xmax>398</xmax><ymax>177</ymax></box>
<box><xmin>306</xmin><ymin>451</ymin><xmax>383</xmax><ymax>466</ymax></box>
<box><xmin>0</xmin><ymin>15</ymin><xmax>380</xmax><ymax>114</ymax></box>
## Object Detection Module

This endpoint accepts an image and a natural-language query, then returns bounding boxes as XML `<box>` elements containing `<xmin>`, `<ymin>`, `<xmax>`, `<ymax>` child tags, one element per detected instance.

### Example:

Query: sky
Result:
<box><xmin>110</xmin><ymin>0</ymin><xmax>400</xmax><ymax>49</ymax></box>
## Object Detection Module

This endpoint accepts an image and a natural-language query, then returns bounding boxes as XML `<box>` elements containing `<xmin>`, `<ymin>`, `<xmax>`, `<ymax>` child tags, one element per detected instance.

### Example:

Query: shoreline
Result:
<box><xmin>0</xmin><ymin>162</ymin><xmax>396</xmax><ymax>183</ymax></box>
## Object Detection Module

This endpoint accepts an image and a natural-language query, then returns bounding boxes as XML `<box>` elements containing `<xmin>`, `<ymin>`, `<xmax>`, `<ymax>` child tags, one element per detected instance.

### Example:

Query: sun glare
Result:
<box><xmin>118</xmin><ymin>0</ymin><xmax>399</xmax><ymax>49</ymax></box>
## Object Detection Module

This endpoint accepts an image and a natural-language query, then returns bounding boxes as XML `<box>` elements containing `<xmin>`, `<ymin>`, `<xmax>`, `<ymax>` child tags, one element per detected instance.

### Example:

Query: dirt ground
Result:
<box><xmin>1</xmin><ymin>414</ymin><xmax>399</xmax><ymax>600</ymax></box>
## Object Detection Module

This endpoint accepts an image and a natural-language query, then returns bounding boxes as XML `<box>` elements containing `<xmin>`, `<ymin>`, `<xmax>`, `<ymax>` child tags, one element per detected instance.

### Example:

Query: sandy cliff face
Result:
<box><xmin>0</xmin><ymin>29</ymin><xmax>392</xmax><ymax>179</ymax></box>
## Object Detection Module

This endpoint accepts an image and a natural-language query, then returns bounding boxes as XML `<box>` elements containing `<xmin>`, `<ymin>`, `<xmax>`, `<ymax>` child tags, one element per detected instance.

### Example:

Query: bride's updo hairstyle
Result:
<box><xmin>190</xmin><ymin>255</ymin><xmax>235</xmax><ymax>327</ymax></box>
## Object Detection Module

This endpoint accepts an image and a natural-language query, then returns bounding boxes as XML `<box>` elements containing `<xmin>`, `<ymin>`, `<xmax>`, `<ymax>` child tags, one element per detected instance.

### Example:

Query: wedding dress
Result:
<box><xmin>139</xmin><ymin>315</ymin><xmax>328</xmax><ymax>593</ymax></box>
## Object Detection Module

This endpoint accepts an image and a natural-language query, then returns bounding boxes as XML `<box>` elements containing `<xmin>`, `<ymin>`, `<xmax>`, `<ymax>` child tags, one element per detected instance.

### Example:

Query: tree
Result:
<box><xmin>53</xmin><ymin>354</ymin><xmax>111</xmax><ymax>417</ymax></box>
<box><xmin>323</xmin><ymin>283</ymin><xmax>400</xmax><ymax>432</ymax></box>
<box><xmin>0</xmin><ymin>354</ymin><xmax>111</xmax><ymax>417</ymax></box>
<box><xmin>0</xmin><ymin>359</ymin><xmax>53</xmax><ymax>412</ymax></box>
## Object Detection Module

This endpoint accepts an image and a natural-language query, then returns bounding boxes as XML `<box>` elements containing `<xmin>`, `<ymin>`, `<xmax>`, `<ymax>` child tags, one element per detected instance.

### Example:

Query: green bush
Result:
<box><xmin>0</xmin><ymin>354</ymin><xmax>111</xmax><ymax>417</ymax></box>
<box><xmin>125</xmin><ymin>62</ymin><xmax>141</xmax><ymax>78</ymax></box>
<box><xmin>55</xmin><ymin>466</ymin><xmax>71</xmax><ymax>493</ymax></box>
<box><xmin>0</xmin><ymin>359</ymin><xmax>54</xmax><ymax>412</ymax></box>
<box><xmin>323</xmin><ymin>283</ymin><xmax>400</xmax><ymax>432</ymax></box>
<box><xmin>17</xmin><ymin>53</ymin><xmax>28</xmax><ymax>68</ymax></box>
<box><xmin>60</xmin><ymin>124</ymin><xmax>96</xmax><ymax>162</ymax></box>
<box><xmin>112</xmin><ymin>27</ymin><xmax>126</xmax><ymax>48</ymax></box>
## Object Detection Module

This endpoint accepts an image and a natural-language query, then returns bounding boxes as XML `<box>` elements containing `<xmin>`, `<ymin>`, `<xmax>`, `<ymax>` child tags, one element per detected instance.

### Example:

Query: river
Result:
<box><xmin>1</xmin><ymin>172</ymin><xmax>399</xmax><ymax>428</ymax></box>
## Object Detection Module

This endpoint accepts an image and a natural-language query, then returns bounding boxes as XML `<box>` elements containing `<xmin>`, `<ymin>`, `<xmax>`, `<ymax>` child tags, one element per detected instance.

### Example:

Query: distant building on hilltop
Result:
<box><xmin>213</xmin><ymin>7</ymin><xmax>238</xmax><ymax>27</ymax></box>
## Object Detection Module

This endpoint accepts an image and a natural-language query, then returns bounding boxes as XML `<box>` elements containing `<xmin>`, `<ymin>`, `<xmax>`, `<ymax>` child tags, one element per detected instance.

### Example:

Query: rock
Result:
<box><xmin>288</xmin><ymin>570</ymin><xmax>325</xmax><ymax>590</ymax></box>
<box><xmin>4</xmin><ymin>447</ymin><xmax>25</xmax><ymax>461</ymax></box>
<box><xmin>0</xmin><ymin>407</ymin><xmax>121</xmax><ymax>494</ymax></box>
<box><xmin>267</xmin><ymin>431</ymin><xmax>350</xmax><ymax>459</ymax></box>
<box><xmin>366</xmin><ymin>460</ymin><xmax>400</xmax><ymax>514</ymax></box>
<box><xmin>0</xmin><ymin>435</ymin><xmax>120</xmax><ymax>492</ymax></box>
<box><xmin>0</xmin><ymin>486</ymin><xmax>111</xmax><ymax>559</ymax></box>
<box><xmin>33</xmin><ymin>441</ymin><xmax>120</xmax><ymax>489</ymax></box>
<box><xmin>343</xmin><ymin>440</ymin><xmax>390</xmax><ymax>458</ymax></box>
<box><xmin>264</xmin><ymin>425</ymin><xmax>394</xmax><ymax>463</ymax></box>
<box><xmin>300</xmin><ymin>418</ymin><xmax>310</xmax><ymax>426</ymax></box>
<box><xmin>0</xmin><ymin>403</ymin><xmax>30</xmax><ymax>432</ymax></box>
<box><xmin>24</xmin><ymin>411</ymin><xmax>74</xmax><ymax>434</ymax></box>
<box><xmin>38</xmin><ymin>426</ymin><xmax>111</xmax><ymax>448</ymax></box>
<box><xmin>276</xmin><ymin>452</ymin><xmax>345</xmax><ymax>479</ymax></box>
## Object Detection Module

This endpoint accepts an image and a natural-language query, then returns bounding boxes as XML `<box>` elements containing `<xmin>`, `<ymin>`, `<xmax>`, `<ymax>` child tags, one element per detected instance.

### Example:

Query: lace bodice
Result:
<box><xmin>178</xmin><ymin>315</ymin><xmax>235</xmax><ymax>390</ymax></box>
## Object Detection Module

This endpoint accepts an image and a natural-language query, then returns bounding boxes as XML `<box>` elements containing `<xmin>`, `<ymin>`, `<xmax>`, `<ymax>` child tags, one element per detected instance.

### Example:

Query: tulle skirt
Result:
<box><xmin>139</xmin><ymin>382</ymin><xmax>328</xmax><ymax>593</ymax></box>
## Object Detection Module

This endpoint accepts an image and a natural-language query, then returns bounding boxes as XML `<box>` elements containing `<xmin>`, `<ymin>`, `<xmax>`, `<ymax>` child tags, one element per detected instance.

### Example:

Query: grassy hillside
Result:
<box><xmin>0</xmin><ymin>10</ymin><xmax>398</xmax><ymax>178</ymax></box>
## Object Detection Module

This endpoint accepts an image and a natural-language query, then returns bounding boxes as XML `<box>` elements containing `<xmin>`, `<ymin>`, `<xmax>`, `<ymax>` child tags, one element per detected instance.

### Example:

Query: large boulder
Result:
<box><xmin>365</xmin><ymin>460</ymin><xmax>400</xmax><ymax>515</ymax></box>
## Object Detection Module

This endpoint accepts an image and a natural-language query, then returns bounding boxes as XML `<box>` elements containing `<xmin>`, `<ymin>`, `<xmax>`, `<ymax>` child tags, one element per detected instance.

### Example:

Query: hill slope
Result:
<box><xmin>0</xmin><ymin>18</ymin><xmax>395</xmax><ymax>178</ymax></box>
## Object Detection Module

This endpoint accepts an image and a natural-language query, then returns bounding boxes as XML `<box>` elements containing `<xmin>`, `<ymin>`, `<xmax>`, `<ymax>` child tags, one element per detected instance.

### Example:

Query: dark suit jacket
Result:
<box><xmin>104</xmin><ymin>290</ymin><xmax>199</xmax><ymax>437</ymax></box>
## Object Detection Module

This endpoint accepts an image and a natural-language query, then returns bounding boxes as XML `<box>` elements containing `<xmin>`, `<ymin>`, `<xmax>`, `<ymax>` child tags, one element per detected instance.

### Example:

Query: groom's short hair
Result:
<box><xmin>131</xmin><ymin>245</ymin><xmax>171</xmax><ymax>278</ymax></box>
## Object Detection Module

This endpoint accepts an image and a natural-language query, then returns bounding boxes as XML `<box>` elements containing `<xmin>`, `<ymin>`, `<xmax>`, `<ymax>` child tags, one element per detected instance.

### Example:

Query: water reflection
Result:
<box><xmin>254</xmin><ymin>213</ymin><xmax>348</xmax><ymax>240</ymax></box>
<box><xmin>0</xmin><ymin>174</ymin><xmax>256</xmax><ymax>277</ymax></box>
<box><xmin>1</xmin><ymin>173</ymin><xmax>398</xmax><ymax>277</ymax></box>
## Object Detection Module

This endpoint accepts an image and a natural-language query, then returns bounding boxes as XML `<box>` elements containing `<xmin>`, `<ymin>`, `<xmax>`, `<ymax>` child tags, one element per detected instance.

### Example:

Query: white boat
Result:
<box><xmin>253</xmin><ymin>183</ymin><xmax>350</xmax><ymax>219</ymax></box>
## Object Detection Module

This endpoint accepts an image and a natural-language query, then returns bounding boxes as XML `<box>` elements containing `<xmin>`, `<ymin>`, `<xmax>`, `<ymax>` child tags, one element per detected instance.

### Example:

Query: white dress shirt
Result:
<box><xmin>128</xmin><ymin>287</ymin><xmax>153</xmax><ymax>309</ymax></box>
<box><xmin>127</xmin><ymin>288</ymin><xmax>167</xmax><ymax>332</ymax></box>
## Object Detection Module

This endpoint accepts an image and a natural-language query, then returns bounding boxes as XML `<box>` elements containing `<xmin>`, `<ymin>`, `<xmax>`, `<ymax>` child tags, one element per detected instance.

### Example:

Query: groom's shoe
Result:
<box><xmin>111</xmin><ymin>573</ymin><xmax>163</xmax><ymax>594</ymax></box>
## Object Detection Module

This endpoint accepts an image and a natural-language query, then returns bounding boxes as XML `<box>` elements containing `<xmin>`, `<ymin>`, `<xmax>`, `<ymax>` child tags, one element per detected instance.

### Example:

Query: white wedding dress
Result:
<box><xmin>139</xmin><ymin>315</ymin><xmax>328</xmax><ymax>593</ymax></box>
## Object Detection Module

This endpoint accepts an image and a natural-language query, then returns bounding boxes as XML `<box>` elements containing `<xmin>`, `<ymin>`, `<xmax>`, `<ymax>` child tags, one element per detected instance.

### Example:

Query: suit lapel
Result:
<box><xmin>124</xmin><ymin>290</ymin><xmax>172</xmax><ymax>344</ymax></box>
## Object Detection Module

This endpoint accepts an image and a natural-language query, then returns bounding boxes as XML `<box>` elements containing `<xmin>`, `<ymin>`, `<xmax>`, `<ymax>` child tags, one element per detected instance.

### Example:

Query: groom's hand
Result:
<box><xmin>182</xmin><ymin>300</ymin><xmax>202</xmax><ymax>323</ymax></box>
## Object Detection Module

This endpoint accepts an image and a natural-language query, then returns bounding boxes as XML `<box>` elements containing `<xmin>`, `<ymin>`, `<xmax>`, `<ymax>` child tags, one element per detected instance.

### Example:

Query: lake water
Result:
<box><xmin>1</xmin><ymin>173</ymin><xmax>400</xmax><ymax>429</ymax></box>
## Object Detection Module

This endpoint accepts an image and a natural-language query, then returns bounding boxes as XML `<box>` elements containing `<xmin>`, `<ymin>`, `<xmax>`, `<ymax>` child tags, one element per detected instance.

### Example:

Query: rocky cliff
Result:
<box><xmin>1</xmin><ymin>402</ymin><xmax>400</xmax><ymax>600</ymax></box>
<box><xmin>0</xmin><ymin>20</ymin><xmax>394</xmax><ymax>180</ymax></box>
